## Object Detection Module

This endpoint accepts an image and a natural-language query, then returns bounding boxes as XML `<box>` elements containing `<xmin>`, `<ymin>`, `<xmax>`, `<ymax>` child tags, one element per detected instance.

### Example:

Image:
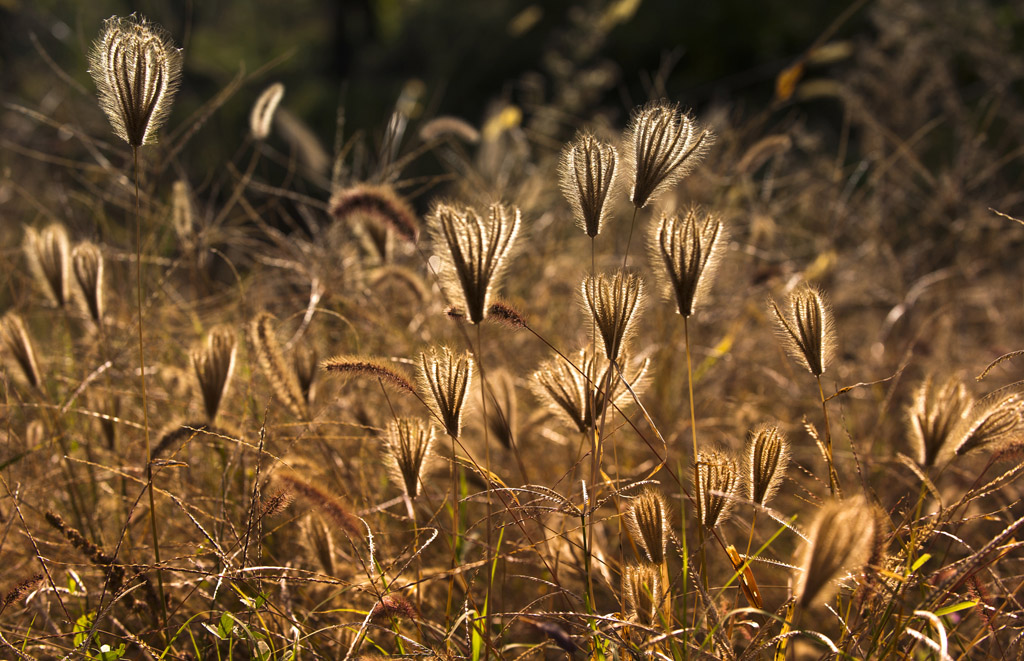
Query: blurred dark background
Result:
<box><xmin>1</xmin><ymin>0</ymin><xmax>871</xmax><ymax>151</ymax></box>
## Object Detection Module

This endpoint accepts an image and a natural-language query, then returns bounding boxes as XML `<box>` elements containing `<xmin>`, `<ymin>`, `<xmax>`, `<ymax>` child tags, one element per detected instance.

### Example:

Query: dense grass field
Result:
<box><xmin>3</xmin><ymin>1</ymin><xmax>1024</xmax><ymax>659</ymax></box>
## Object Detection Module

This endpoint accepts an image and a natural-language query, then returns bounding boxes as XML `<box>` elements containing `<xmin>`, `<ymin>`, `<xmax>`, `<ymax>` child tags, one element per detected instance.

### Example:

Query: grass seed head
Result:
<box><xmin>321</xmin><ymin>355</ymin><xmax>415</xmax><ymax>395</ymax></box>
<box><xmin>746</xmin><ymin>423</ymin><xmax>789</xmax><ymax>507</ymax></box>
<box><xmin>559</xmin><ymin>131</ymin><xmax>619</xmax><ymax>237</ymax></box>
<box><xmin>953</xmin><ymin>391</ymin><xmax>1024</xmax><ymax>458</ymax></box>
<box><xmin>250</xmin><ymin>82</ymin><xmax>285</xmax><ymax>140</ymax></box>
<box><xmin>769</xmin><ymin>285</ymin><xmax>836</xmax><ymax>377</ymax></box>
<box><xmin>191</xmin><ymin>325</ymin><xmax>237</xmax><ymax>423</ymax></box>
<box><xmin>796</xmin><ymin>497</ymin><xmax>876</xmax><ymax>609</ymax></box>
<box><xmin>624</xmin><ymin>101</ymin><xmax>713</xmax><ymax>209</ymax></box>
<box><xmin>419</xmin><ymin>346</ymin><xmax>473</xmax><ymax>439</ymax></box>
<box><xmin>330</xmin><ymin>183</ymin><xmax>420</xmax><ymax>243</ymax></box>
<box><xmin>623</xmin><ymin>563</ymin><xmax>663</xmax><ymax>626</ymax></box>
<box><xmin>1</xmin><ymin>313</ymin><xmax>42</xmax><ymax>391</ymax></box>
<box><xmin>88</xmin><ymin>13</ymin><xmax>183</xmax><ymax>147</ymax></box>
<box><xmin>907</xmin><ymin>375</ymin><xmax>972</xmax><ymax>466</ymax></box>
<box><xmin>249</xmin><ymin>312</ymin><xmax>308</xmax><ymax>419</ymax></box>
<box><xmin>625</xmin><ymin>488</ymin><xmax>669</xmax><ymax>565</ymax></box>
<box><xmin>581</xmin><ymin>269</ymin><xmax>645</xmax><ymax>363</ymax></box>
<box><xmin>428</xmin><ymin>201</ymin><xmax>521</xmax><ymax>324</ymax></box>
<box><xmin>695</xmin><ymin>449</ymin><xmax>740</xmax><ymax>529</ymax></box>
<box><xmin>24</xmin><ymin>224</ymin><xmax>70</xmax><ymax>308</ymax></box>
<box><xmin>530</xmin><ymin>348</ymin><xmax>649</xmax><ymax>433</ymax></box>
<box><xmin>71</xmin><ymin>242</ymin><xmax>105</xmax><ymax>326</ymax></box>
<box><xmin>384</xmin><ymin>417</ymin><xmax>437</xmax><ymax>500</ymax></box>
<box><xmin>650</xmin><ymin>208</ymin><xmax>727</xmax><ymax>318</ymax></box>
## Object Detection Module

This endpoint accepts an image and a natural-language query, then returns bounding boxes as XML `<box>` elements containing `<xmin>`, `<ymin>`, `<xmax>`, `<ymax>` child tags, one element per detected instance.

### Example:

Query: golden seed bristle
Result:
<box><xmin>71</xmin><ymin>241</ymin><xmax>105</xmax><ymax>325</ymax></box>
<box><xmin>250</xmin><ymin>82</ymin><xmax>285</xmax><ymax>140</ymax></box>
<box><xmin>746</xmin><ymin>423</ymin><xmax>789</xmax><ymax>507</ymax></box>
<box><xmin>769</xmin><ymin>285</ymin><xmax>836</xmax><ymax>377</ymax></box>
<box><xmin>624</xmin><ymin>488</ymin><xmax>669</xmax><ymax>565</ymax></box>
<box><xmin>88</xmin><ymin>13</ymin><xmax>183</xmax><ymax>147</ymax></box>
<box><xmin>795</xmin><ymin>498</ymin><xmax>875</xmax><ymax>608</ymax></box>
<box><xmin>559</xmin><ymin>131</ymin><xmax>619</xmax><ymax>237</ymax></box>
<box><xmin>694</xmin><ymin>449</ymin><xmax>740</xmax><ymax>529</ymax></box>
<box><xmin>907</xmin><ymin>375</ymin><xmax>972</xmax><ymax>466</ymax></box>
<box><xmin>383</xmin><ymin>417</ymin><xmax>437</xmax><ymax>500</ymax></box>
<box><xmin>0</xmin><ymin>313</ymin><xmax>42</xmax><ymax>391</ymax></box>
<box><xmin>321</xmin><ymin>355</ymin><xmax>415</xmax><ymax>395</ymax></box>
<box><xmin>581</xmin><ymin>269</ymin><xmax>645</xmax><ymax>363</ymax></box>
<box><xmin>649</xmin><ymin>208</ymin><xmax>727</xmax><ymax>318</ymax></box>
<box><xmin>330</xmin><ymin>183</ymin><xmax>420</xmax><ymax>243</ymax></box>
<box><xmin>418</xmin><ymin>346</ymin><xmax>473</xmax><ymax>439</ymax></box>
<box><xmin>191</xmin><ymin>325</ymin><xmax>237</xmax><ymax>424</ymax></box>
<box><xmin>24</xmin><ymin>224</ymin><xmax>70</xmax><ymax>308</ymax></box>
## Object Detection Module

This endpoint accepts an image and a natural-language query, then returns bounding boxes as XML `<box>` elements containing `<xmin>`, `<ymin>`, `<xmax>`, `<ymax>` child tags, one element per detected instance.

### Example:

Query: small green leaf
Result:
<box><xmin>216</xmin><ymin>612</ymin><xmax>235</xmax><ymax>639</ymax></box>
<box><xmin>911</xmin><ymin>553</ymin><xmax>931</xmax><ymax>572</ymax></box>
<box><xmin>935</xmin><ymin>601</ymin><xmax>977</xmax><ymax>617</ymax></box>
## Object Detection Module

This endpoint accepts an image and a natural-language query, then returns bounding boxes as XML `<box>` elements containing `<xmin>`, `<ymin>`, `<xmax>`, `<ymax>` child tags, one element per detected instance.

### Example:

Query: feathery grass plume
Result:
<box><xmin>581</xmin><ymin>269</ymin><xmax>645</xmax><ymax>363</ymax></box>
<box><xmin>275</xmin><ymin>472</ymin><xmax>362</xmax><ymax>538</ymax></box>
<box><xmin>258</xmin><ymin>489</ymin><xmax>293</xmax><ymax>520</ymax></box>
<box><xmin>650</xmin><ymin>208</ymin><xmax>727</xmax><ymax>318</ymax></box>
<box><xmin>24</xmin><ymin>224</ymin><xmax>70</xmax><ymax>307</ymax></box>
<box><xmin>419</xmin><ymin>346</ymin><xmax>473</xmax><ymax>438</ymax></box>
<box><xmin>71</xmin><ymin>242</ymin><xmax>105</xmax><ymax>325</ymax></box>
<box><xmin>429</xmin><ymin>201</ymin><xmax>521</xmax><ymax>324</ymax></box>
<box><xmin>624</xmin><ymin>488</ymin><xmax>669</xmax><ymax>565</ymax></box>
<box><xmin>769</xmin><ymin>285</ymin><xmax>836</xmax><ymax>377</ymax></box>
<box><xmin>171</xmin><ymin>180</ymin><xmax>194</xmax><ymax>245</ymax></box>
<box><xmin>622</xmin><ymin>563</ymin><xmax>663</xmax><ymax>626</ymax></box>
<box><xmin>384</xmin><ymin>418</ymin><xmax>437</xmax><ymax>500</ymax></box>
<box><xmin>1</xmin><ymin>313</ymin><xmax>42</xmax><ymax>390</ymax></box>
<box><xmin>293</xmin><ymin>344</ymin><xmax>318</xmax><ymax>405</ymax></box>
<box><xmin>560</xmin><ymin>131</ymin><xmax>619</xmax><ymax>237</ymax></box>
<box><xmin>907</xmin><ymin>375</ymin><xmax>972</xmax><ymax>466</ymax></box>
<box><xmin>321</xmin><ymin>355</ymin><xmax>415</xmax><ymax>395</ymax></box>
<box><xmin>795</xmin><ymin>498</ymin><xmax>875</xmax><ymax>608</ymax></box>
<box><xmin>305</xmin><ymin>515</ymin><xmax>336</xmax><ymax>576</ymax></box>
<box><xmin>746</xmin><ymin>423</ymin><xmax>789</xmax><ymax>507</ymax></box>
<box><xmin>88</xmin><ymin>13</ymin><xmax>182</xmax><ymax>147</ymax></box>
<box><xmin>694</xmin><ymin>450</ymin><xmax>740</xmax><ymax>529</ymax></box>
<box><xmin>952</xmin><ymin>391</ymin><xmax>1024</xmax><ymax>457</ymax></box>
<box><xmin>418</xmin><ymin>115</ymin><xmax>481</xmax><ymax>143</ymax></box>
<box><xmin>250</xmin><ymin>82</ymin><xmax>284</xmax><ymax>140</ymax></box>
<box><xmin>624</xmin><ymin>101</ymin><xmax>713</xmax><ymax>209</ymax></box>
<box><xmin>531</xmin><ymin>349</ymin><xmax>649</xmax><ymax>433</ymax></box>
<box><xmin>330</xmin><ymin>183</ymin><xmax>420</xmax><ymax>243</ymax></box>
<box><xmin>249</xmin><ymin>312</ymin><xmax>308</xmax><ymax>419</ymax></box>
<box><xmin>191</xmin><ymin>325</ymin><xmax>237</xmax><ymax>423</ymax></box>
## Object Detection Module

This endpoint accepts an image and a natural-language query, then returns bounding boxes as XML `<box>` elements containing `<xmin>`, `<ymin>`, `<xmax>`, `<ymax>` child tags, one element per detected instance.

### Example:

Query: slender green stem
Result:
<box><xmin>133</xmin><ymin>147</ymin><xmax>167</xmax><ymax>638</ymax></box>
<box><xmin>476</xmin><ymin>323</ymin><xmax>494</xmax><ymax>661</ymax></box>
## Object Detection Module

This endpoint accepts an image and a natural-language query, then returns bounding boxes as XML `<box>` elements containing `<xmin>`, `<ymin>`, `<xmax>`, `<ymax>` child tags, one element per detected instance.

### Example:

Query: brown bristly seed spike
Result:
<box><xmin>24</xmin><ymin>224</ymin><xmax>70</xmax><ymax>308</ymax></box>
<box><xmin>486</xmin><ymin>300</ymin><xmax>527</xmax><ymax>329</ymax></box>
<box><xmin>769</xmin><ymin>285</ymin><xmax>836</xmax><ymax>377</ymax></box>
<box><xmin>384</xmin><ymin>418</ymin><xmax>437</xmax><ymax>500</ymax></box>
<box><xmin>581</xmin><ymin>269</ymin><xmax>645</xmax><ymax>363</ymax></box>
<box><xmin>624</xmin><ymin>100</ymin><xmax>714</xmax><ymax>209</ymax></box>
<box><xmin>258</xmin><ymin>489</ymin><xmax>293</xmax><ymax>520</ymax></box>
<box><xmin>649</xmin><ymin>208</ymin><xmax>727</xmax><ymax>318</ymax></box>
<box><xmin>694</xmin><ymin>449</ymin><xmax>740</xmax><ymax>529</ymax></box>
<box><xmin>907</xmin><ymin>375</ymin><xmax>972</xmax><ymax>466</ymax></box>
<box><xmin>71</xmin><ymin>242</ymin><xmax>105</xmax><ymax>326</ymax></box>
<box><xmin>329</xmin><ymin>183</ymin><xmax>420</xmax><ymax>243</ymax></box>
<box><xmin>428</xmin><ymin>200</ymin><xmax>521</xmax><ymax>324</ymax></box>
<box><xmin>1</xmin><ymin>312</ymin><xmax>42</xmax><ymax>391</ymax></box>
<box><xmin>746</xmin><ymin>423</ymin><xmax>789</xmax><ymax>507</ymax></box>
<box><xmin>418</xmin><ymin>345</ymin><xmax>473</xmax><ymax>439</ymax></box>
<box><xmin>274</xmin><ymin>472</ymin><xmax>362</xmax><ymax>538</ymax></box>
<box><xmin>44</xmin><ymin>511</ymin><xmax>125</xmax><ymax>590</ymax></box>
<box><xmin>249</xmin><ymin>311</ymin><xmax>308</xmax><ymax>419</ymax></box>
<box><xmin>370</xmin><ymin>593</ymin><xmax>419</xmax><ymax>621</ymax></box>
<box><xmin>250</xmin><ymin>82</ymin><xmax>285</xmax><ymax>140</ymax></box>
<box><xmin>952</xmin><ymin>391</ymin><xmax>1024</xmax><ymax>458</ymax></box>
<box><xmin>191</xmin><ymin>325</ymin><xmax>237</xmax><ymax>424</ymax></box>
<box><xmin>321</xmin><ymin>355</ymin><xmax>415</xmax><ymax>395</ymax></box>
<box><xmin>624</xmin><ymin>488</ymin><xmax>669</xmax><ymax>565</ymax></box>
<box><xmin>559</xmin><ymin>130</ymin><xmax>619</xmax><ymax>238</ymax></box>
<box><xmin>88</xmin><ymin>13</ymin><xmax>183</xmax><ymax>147</ymax></box>
<box><xmin>1</xmin><ymin>574</ymin><xmax>44</xmax><ymax>614</ymax></box>
<box><xmin>795</xmin><ymin>497</ymin><xmax>875</xmax><ymax>609</ymax></box>
<box><xmin>622</xmin><ymin>563</ymin><xmax>663</xmax><ymax>626</ymax></box>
